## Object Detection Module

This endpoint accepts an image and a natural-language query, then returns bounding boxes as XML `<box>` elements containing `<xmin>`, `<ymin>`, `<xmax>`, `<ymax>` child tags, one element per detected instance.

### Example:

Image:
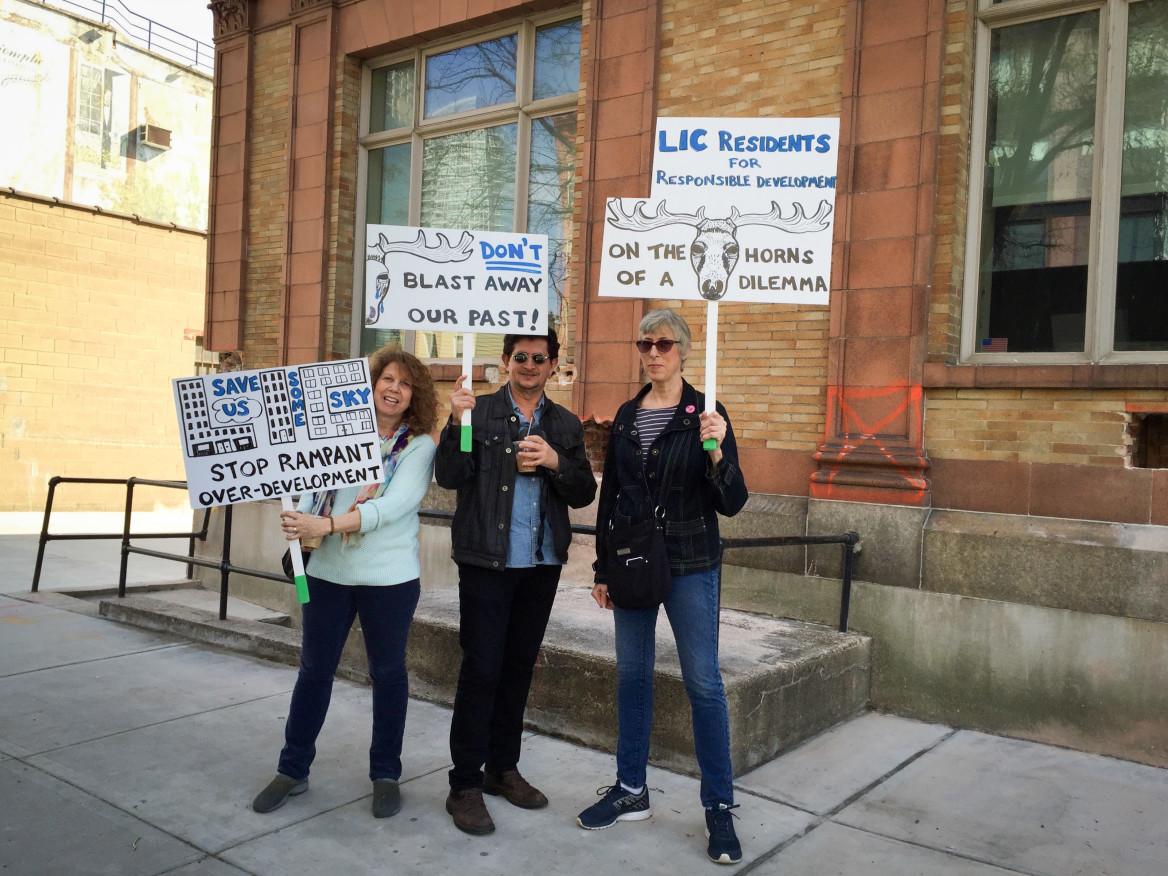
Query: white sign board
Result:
<box><xmin>599</xmin><ymin>117</ymin><xmax>839</xmax><ymax>305</ymax></box>
<box><xmin>365</xmin><ymin>225</ymin><xmax>550</xmax><ymax>335</ymax></box>
<box><xmin>173</xmin><ymin>360</ymin><xmax>383</xmax><ymax>508</ymax></box>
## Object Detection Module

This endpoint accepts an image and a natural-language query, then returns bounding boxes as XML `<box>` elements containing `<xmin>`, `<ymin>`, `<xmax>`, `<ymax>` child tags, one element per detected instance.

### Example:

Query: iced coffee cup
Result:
<box><xmin>513</xmin><ymin>439</ymin><xmax>538</xmax><ymax>473</ymax></box>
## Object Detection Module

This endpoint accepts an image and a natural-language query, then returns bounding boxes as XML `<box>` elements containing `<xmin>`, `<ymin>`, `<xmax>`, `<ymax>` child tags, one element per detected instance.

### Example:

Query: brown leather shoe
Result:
<box><xmin>483</xmin><ymin>769</ymin><xmax>549</xmax><ymax>809</ymax></box>
<box><xmin>446</xmin><ymin>788</ymin><xmax>496</xmax><ymax>835</ymax></box>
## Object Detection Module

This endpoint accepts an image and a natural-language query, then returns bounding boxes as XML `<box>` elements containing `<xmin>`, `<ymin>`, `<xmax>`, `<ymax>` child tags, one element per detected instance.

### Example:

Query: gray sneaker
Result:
<box><xmin>372</xmin><ymin>778</ymin><xmax>401</xmax><ymax>818</ymax></box>
<box><xmin>576</xmin><ymin>783</ymin><xmax>651</xmax><ymax>829</ymax></box>
<box><xmin>252</xmin><ymin>774</ymin><xmax>308</xmax><ymax>813</ymax></box>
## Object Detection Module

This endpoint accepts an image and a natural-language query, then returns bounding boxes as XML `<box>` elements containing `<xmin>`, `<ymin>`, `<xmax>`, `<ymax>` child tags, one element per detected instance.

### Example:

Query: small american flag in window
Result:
<box><xmin>981</xmin><ymin>337</ymin><xmax>1007</xmax><ymax>352</ymax></box>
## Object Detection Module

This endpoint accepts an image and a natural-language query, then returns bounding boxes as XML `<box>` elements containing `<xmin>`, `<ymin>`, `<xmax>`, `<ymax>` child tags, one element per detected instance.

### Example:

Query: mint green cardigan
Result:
<box><xmin>297</xmin><ymin>434</ymin><xmax>436</xmax><ymax>587</ymax></box>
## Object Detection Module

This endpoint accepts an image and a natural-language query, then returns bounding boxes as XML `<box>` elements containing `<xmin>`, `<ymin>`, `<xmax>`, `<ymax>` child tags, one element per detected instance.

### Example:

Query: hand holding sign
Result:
<box><xmin>280</xmin><ymin>497</ymin><xmax>311</xmax><ymax>604</ymax></box>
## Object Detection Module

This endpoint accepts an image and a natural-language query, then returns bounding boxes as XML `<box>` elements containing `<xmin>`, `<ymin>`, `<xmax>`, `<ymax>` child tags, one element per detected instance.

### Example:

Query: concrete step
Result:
<box><xmin>409</xmin><ymin>586</ymin><xmax>871</xmax><ymax>777</ymax></box>
<box><xmin>99</xmin><ymin>584</ymin><xmax>870</xmax><ymax>778</ymax></box>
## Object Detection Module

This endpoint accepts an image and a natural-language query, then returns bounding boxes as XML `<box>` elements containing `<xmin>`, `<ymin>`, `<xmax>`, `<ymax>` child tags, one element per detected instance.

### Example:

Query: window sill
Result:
<box><xmin>922</xmin><ymin>361</ymin><xmax>1168</xmax><ymax>389</ymax></box>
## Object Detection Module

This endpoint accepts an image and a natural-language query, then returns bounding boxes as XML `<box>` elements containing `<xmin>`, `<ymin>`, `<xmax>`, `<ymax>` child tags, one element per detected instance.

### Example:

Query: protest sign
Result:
<box><xmin>174</xmin><ymin>359</ymin><xmax>383</xmax><ymax>604</ymax></box>
<box><xmin>173</xmin><ymin>359</ymin><xmax>383</xmax><ymax>509</ymax></box>
<box><xmin>599</xmin><ymin>117</ymin><xmax>840</xmax><ymax>446</ymax></box>
<box><xmin>365</xmin><ymin>224</ymin><xmax>550</xmax><ymax>450</ymax></box>
<box><xmin>600</xmin><ymin>117</ymin><xmax>839</xmax><ymax>307</ymax></box>
<box><xmin>364</xmin><ymin>225</ymin><xmax>549</xmax><ymax>335</ymax></box>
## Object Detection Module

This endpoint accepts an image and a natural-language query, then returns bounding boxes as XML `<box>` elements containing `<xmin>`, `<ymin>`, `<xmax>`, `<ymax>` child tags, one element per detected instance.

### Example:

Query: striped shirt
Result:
<box><xmin>635</xmin><ymin>405</ymin><xmax>676</xmax><ymax>455</ymax></box>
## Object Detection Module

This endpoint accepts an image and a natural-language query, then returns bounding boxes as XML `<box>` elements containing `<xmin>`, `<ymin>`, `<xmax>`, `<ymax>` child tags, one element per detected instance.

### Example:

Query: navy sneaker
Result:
<box><xmin>705</xmin><ymin>803</ymin><xmax>742</xmax><ymax>864</ymax></box>
<box><xmin>576</xmin><ymin>783</ymin><xmax>651</xmax><ymax>829</ymax></box>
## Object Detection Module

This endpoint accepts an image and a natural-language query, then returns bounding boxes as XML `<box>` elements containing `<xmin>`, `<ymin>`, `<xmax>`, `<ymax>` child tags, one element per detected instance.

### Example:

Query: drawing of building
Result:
<box><xmin>175</xmin><ymin>378</ymin><xmax>256</xmax><ymax>457</ymax></box>
<box><xmin>260</xmin><ymin>369</ymin><xmax>296</xmax><ymax>444</ymax></box>
<box><xmin>297</xmin><ymin>362</ymin><xmax>375</xmax><ymax>439</ymax></box>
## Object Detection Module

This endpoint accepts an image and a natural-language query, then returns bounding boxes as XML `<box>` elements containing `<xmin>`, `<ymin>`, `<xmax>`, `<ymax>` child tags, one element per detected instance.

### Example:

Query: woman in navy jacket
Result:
<box><xmin>576</xmin><ymin>308</ymin><xmax>748</xmax><ymax>865</ymax></box>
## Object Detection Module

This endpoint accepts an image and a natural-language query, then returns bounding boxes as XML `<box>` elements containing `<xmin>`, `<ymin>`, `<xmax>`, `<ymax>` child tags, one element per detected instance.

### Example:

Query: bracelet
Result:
<box><xmin>328</xmin><ymin>516</ymin><xmax>335</xmax><ymax>535</ymax></box>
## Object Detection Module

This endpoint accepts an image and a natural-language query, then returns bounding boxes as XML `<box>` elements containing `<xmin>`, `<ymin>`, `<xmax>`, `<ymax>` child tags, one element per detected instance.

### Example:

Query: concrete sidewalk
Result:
<box><xmin>2</xmin><ymin>587</ymin><xmax>1167</xmax><ymax>876</ymax></box>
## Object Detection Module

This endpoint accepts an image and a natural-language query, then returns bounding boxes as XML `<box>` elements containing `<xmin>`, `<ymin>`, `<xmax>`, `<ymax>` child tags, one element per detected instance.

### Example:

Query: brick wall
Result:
<box><xmin>926</xmin><ymin>389</ymin><xmax>1168</xmax><ymax>466</ymax></box>
<box><xmin>929</xmin><ymin>0</ymin><xmax>974</xmax><ymax>362</ymax></box>
<box><xmin>244</xmin><ymin>28</ymin><xmax>292</xmax><ymax>367</ymax></box>
<box><xmin>653</xmin><ymin>0</ymin><xmax>846</xmax><ymax>453</ymax></box>
<box><xmin>0</xmin><ymin>193</ymin><xmax>207</xmax><ymax>512</ymax></box>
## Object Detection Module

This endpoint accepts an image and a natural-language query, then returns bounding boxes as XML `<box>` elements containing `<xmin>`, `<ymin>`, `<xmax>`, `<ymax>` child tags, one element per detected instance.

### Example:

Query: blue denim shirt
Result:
<box><xmin>506</xmin><ymin>387</ymin><xmax>558</xmax><ymax>568</ymax></box>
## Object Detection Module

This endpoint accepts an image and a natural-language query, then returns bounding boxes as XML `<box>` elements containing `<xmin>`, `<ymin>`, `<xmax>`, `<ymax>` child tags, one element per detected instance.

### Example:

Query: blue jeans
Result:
<box><xmin>614</xmin><ymin>568</ymin><xmax>733</xmax><ymax>808</ymax></box>
<box><xmin>278</xmin><ymin>575</ymin><xmax>420</xmax><ymax>782</ymax></box>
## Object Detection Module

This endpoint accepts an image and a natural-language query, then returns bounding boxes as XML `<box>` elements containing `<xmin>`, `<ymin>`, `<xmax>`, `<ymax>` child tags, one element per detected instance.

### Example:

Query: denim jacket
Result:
<box><xmin>594</xmin><ymin>380</ymin><xmax>748</xmax><ymax>583</ymax></box>
<box><xmin>435</xmin><ymin>385</ymin><xmax>597</xmax><ymax>571</ymax></box>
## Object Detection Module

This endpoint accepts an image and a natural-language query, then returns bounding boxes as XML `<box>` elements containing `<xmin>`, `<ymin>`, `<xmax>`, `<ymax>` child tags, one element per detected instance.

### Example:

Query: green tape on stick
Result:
<box><xmin>294</xmin><ymin>574</ymin><xmax>310</xmax><ymax>604</ymax></box>
<box><xmin>703</xmin><ymin>438</ymin><xmax>717</xmax><ymax>451</ymax></box>
<box><xmin>461</xmin><ymin>423</ymin><xmax>472</xmax><ymax>452</ymax></box>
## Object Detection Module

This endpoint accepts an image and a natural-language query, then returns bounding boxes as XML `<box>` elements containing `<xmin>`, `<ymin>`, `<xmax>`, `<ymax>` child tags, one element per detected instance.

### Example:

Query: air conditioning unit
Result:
<box><xmin>136</xmin><ymin>124</ymin><xmax>171</xmax><ymax>150</ymax></box>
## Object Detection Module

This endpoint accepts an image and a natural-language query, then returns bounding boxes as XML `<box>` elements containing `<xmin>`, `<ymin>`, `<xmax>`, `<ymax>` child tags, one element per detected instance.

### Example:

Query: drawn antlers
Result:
<box><xmin>607</xmin><ymin>198</ymin><xmax>832</xmax><ymax>234</ymax></box>
<box><xmin>366</xmin><ymin>229</ymin><xmax>475</xmax><ymax>264</ymax></box>
<box><xmin>730</xmin><ymin>200</ymin><xmax>832</xmax><ymax>233</ymax></box>
<box><xmin>606</xmin><ymin>200</ymin><xmax>709</xmax><ymax>232</ymax></box>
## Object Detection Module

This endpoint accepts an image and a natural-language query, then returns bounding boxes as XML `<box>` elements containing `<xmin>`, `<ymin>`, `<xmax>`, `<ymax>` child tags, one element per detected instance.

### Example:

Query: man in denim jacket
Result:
<box><xmin>435</xmin><ymin>328</ymin><xmax>596</xmax><ymax>835</ymax></box>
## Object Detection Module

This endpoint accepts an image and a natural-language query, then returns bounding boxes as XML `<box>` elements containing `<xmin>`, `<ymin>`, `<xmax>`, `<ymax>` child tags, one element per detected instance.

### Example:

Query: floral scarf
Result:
<box><xmin>308</xmin><ymin>424</ymin><xmax>413</xmax><ymax>547</ymax></box>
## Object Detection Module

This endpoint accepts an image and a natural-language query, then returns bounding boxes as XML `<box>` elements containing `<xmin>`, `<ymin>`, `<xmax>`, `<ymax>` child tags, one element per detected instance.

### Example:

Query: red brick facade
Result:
<box><xmin>205</xmin><ymin>0</ymin><xmax>1168</xmax><ymax>525</ymax></box>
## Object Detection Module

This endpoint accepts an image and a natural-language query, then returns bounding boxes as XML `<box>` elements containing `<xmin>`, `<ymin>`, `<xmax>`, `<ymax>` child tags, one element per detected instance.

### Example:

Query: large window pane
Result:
<box><xmin>528</xmin><ymin>113</ymin><xmax>577</xmax><ymax>329</ymax></box>
<box><xmin>418</xmin><ymin>124</ymin><xmax>518</xmax><ymax>358</ymax></box>
<box><xmin>424</xmin><ymin>35</ymin><xmax>518</xmax><ymax>119</ymax></box>
<box><xmin>421</xmin><ymin>124</ymin><xmax>517</xmax><ymax>230</ymax></box>
<box><xmin>1113</xmin><ymin>0</ymin><xmax>1168</xmax><ymax>352</ymax></box>
<box><xmin>976</xmin><ymin>12</ymin><xmax>1098</xmax><ymax>353</ymax></box>
<box><xmin>533</xmin><ymin>19</ymin><xmax>581</xmax><ymax>101</ymax></box>
<box><xmin>361</xmin><ymin>143</ymin><xmax>412</xmax><ymax>355</ymax></box>
<box><xmin>369</xmin><ymin>61</ymin><xmax>415</xmax><ymax>133</ymax></box>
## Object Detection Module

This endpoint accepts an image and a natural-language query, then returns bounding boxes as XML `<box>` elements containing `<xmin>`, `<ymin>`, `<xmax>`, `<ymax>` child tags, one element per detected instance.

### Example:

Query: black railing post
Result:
<box><xmin>838</xmin><ymin>532</ymin><xmax>858</xmax><ymax>633</ymax></box>
<box><xmin>219</xmin><ymin>505</ymin><xmax>233</xmax><ymax>620</ymax></box>
<box><xmin>31</xmin><ymin>477</ymin><xmax>61</xmax><ymax>593</ymax></box>
<box><xmin>118</xmin><ymin>478</ymin><xmax>135</xmax><ymax>598</ymax></box>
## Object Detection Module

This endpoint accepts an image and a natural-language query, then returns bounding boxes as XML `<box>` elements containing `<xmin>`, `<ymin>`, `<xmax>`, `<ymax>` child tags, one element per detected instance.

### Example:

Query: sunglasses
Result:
<box><xmin>510</xmin><ymin>352</ymin><xmax>549</xmax><ymax>365</ymax></box>
<box><xmin>635</xmin><ymin>338</ymin><xmax>677</xmax><ymax>354</ymax></box>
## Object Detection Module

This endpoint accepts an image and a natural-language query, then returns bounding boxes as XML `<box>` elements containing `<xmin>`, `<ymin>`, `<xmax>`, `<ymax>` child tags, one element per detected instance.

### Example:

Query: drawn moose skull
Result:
<box><xmin>365</xmin><ymin>230</ymin><xmax>475</xmax><ymax>324</ymax></box>
<box><xmin>606</xmin><ymin>199</ymin><xmax>833</xmax><ymax>300</ymax></box>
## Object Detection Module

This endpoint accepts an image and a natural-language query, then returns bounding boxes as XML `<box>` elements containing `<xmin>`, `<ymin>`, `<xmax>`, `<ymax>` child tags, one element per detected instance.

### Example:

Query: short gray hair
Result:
<box><xmin>638</xmin><ymin>308</ymin><xmax>692</xmax><ymax>359</ymax></box>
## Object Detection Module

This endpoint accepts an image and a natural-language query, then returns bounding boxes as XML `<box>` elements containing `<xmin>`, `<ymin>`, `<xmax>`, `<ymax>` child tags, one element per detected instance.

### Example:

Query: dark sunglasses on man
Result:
<box><xmin>510</xmin><ymin>352</ymin><xmax>549</xmax><ymax>364</ymax></box>
<box><xmin>634</xmin><ymin>338</ymin><xmax>677</xmax><ymax>354</ymax></box>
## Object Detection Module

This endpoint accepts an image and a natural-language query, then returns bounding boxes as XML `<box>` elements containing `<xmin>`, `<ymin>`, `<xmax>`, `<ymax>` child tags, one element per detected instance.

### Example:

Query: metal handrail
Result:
<box><xmin>32</xmin><ymin>484</ymin><xmax>860</xmax><ymax>631</ymax></box>
<box><xmin>420</xmin><ymin>509</ymin><xmax>861</xmax><ymax>633</ymax></box>
<box><xmin>31</xmin><ymin>476</ymin><xmax>211</xmax><ymax>593</ymax></box>
<box><xmin>48</xmin><ymin>0</ymin><xmax>214</xmax><ymax>73</ymax></box>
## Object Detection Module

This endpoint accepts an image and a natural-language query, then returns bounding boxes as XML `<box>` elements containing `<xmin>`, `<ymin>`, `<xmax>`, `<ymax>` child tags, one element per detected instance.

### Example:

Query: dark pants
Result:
<box><xmin>278</xmin><ymin>575</ymin><xmax>420</xmax><ymax>783</ymax></box>
<box><xmin>448</xmin><ymin>562</ymin><xmax>560</xmax><ymax>790</ymax></box>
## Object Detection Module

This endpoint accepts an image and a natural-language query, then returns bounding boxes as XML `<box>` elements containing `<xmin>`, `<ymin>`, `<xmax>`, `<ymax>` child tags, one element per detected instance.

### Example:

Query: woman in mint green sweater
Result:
<box><xmin>252</xmin><ymin>347</ymin><xmax>438</xmax><ymax>820</ymax></box>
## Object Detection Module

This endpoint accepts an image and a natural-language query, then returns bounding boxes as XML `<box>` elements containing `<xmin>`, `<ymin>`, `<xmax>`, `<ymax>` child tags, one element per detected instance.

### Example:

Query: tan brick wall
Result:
<box><xmin>326</xmin><ymin>54</ymin><xmax>362</xmax><ymax>360</ymax></box>
<box><xmin>654</xmin><ymin>0</ymin><xmax>846</xmax><ymax>451</ymax></box>
<box><xmin>0</xmin><ymin>193</ymin><xmax>207</xmax><ymax>512</ymax></box>
<box><xmin>929</xmin><ymin>0</ymin><xmax>974</xmax><ymax>362</ymax></box>
<box><xmin>245</xmin><ymin>27</ymin><xmax>293</xmax><ymax>367</ymax></box>
<box><xmin>925</xmin><ymin>389</ymin><xmax>1168</xmax><ymax>466</ymax></box>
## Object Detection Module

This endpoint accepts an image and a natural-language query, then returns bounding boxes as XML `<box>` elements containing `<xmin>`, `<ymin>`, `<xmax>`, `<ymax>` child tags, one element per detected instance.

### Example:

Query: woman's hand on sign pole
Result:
<box><xmin>279</xmin><ymin>496</ymin><xmax>310</xmax><ymax>605</ymax></box>
<box><xmin>703</xmin><ymin>299</ymin><xmax>718</xmax><ymax>451</ymax></box>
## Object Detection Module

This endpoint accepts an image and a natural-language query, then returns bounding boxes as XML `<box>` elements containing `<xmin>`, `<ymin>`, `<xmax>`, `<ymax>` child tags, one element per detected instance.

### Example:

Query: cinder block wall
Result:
<box><xmin>0</xmin><ymin>193</ymin><xmax>206</xmax><ymax>512</ymax></box>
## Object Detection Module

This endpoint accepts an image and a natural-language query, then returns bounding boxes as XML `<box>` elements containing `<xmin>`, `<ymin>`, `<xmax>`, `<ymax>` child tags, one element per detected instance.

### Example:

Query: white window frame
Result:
<box><xmin>961</xmin><ymin>0</ymin><xmax>1164</xmax><ymax>364</ymax></box>
<box><xmin>351</xmin><ymin>9</ymin><xmax>582</xmax><ymax>361</ymax></box>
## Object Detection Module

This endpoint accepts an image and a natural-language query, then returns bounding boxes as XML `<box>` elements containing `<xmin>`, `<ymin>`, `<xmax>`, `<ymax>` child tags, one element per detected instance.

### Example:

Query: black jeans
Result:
<box><xmin>448</xmin><ymin>562</ymin><xmax>560</xmax><ymax>790</ymax></box>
